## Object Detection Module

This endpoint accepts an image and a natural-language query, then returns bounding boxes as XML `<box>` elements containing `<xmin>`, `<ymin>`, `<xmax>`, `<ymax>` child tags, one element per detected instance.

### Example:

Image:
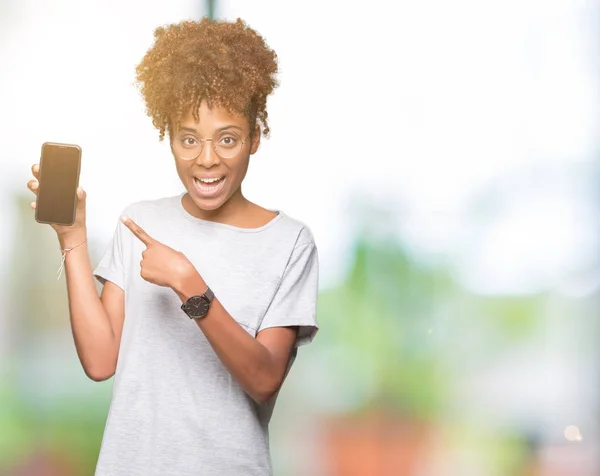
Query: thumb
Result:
<box><xmin>77</xmin><ymin>186</ymin><xmax>86</xmax><ymax>201</ymax></box>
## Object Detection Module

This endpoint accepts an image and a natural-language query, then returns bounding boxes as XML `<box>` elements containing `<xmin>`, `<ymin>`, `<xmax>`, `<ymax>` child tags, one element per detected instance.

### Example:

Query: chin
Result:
<box><xmin>187</xmin><ymin>192</ymin><xmax>225</xmax><ymax>211</ymax></box>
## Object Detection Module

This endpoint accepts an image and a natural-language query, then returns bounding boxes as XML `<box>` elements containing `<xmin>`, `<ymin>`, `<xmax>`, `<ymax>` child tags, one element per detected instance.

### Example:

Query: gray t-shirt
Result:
<box><xmin>92</xmin><ymin>193</ymin><xmax>319</xmax><ymax>476</ymax></box>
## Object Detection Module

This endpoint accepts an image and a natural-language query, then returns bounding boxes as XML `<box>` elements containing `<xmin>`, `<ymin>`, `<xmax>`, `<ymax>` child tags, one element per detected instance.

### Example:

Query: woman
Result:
<box><xmin>27</xmin><ymin>18</ymin><xmax>319</xmax><ymax>476</ymax></box>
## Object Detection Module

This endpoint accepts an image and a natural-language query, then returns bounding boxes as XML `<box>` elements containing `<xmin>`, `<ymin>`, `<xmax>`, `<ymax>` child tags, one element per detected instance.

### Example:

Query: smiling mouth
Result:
<box><xmin>192</xmin><ymin>176</ymin><xmax>226</xmax><ymax>197</ymax></box>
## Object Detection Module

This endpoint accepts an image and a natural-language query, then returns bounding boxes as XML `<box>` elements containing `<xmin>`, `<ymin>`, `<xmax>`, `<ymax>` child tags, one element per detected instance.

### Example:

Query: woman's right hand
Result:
<box><xmin>28</xmin><ymin>163</ymin><xmax>88</xmax><ymax>243</ymax></box>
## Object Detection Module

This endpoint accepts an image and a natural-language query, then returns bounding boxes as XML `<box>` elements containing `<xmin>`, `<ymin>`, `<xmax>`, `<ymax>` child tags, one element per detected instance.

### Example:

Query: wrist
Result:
<box><xmin>58</xmin><ymin>230</ymin><xmax>87</xmax><ymax>249</ymax></box>
<box><xmin>174</xmin><ymin>268</ymin><xmax>207</xmax><ymax>303</ymax></box>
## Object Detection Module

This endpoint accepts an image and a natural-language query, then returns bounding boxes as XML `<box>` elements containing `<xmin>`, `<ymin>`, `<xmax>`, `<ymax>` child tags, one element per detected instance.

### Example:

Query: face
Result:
<box><xmin>171</xmin><ymin>100</ymin><xmax>260</xmax><ymax>216</ymax></box>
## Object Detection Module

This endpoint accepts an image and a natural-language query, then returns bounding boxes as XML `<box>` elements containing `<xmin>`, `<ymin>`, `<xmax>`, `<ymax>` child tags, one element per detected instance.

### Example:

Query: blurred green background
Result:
<box><xmin>1</xmin><ymin>0</ymin><xmax>599</xmax><ymax>475</ymax></box>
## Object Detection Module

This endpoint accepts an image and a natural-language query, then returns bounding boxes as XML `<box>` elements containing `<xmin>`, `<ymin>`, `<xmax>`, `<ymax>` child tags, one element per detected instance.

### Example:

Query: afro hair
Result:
<box><xmin>135</xmin><ymin>18</ymin><xmax>279</xmax><ymax>141</ymax></box>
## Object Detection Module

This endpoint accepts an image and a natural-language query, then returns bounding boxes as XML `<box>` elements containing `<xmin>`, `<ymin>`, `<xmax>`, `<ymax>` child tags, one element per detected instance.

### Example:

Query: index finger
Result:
<box><xmin>121</xmin><ymin>216</ymin><xmax>155</xmax><ymax>246</ymax></box>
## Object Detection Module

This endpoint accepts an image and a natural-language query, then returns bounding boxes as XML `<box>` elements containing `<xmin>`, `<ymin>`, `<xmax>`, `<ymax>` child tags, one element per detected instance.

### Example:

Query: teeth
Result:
<box><xmin>196</xmin><ymin>177</ymin><xmax>222</xmax><ymax>184</ymax></box>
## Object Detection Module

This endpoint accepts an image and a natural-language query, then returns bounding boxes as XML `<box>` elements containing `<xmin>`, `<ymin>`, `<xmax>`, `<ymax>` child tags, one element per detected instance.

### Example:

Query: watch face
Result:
<box><xmin>185</xmin><ymin>296</ymin><xmax>209</xmax><ymax>318</ymax></box>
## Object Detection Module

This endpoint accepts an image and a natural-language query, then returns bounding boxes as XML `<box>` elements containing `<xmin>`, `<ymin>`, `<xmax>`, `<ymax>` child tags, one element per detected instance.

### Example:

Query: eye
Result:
<box><xmin>181</xmin><ymin>136</ymin><xmax>198</xmax><ymax>147</ymax></box>
<box><xmin>218</xmin><ymin>135</ymin><xmax>238</xmax><ymax>148</ymax></box>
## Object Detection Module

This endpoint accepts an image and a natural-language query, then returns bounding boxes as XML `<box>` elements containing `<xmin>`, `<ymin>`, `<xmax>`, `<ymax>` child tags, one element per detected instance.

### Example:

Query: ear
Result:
<box><xmin>249</xmin><ymin>124</ymin><xmax>261</xmax><ymax>155</ymax></box>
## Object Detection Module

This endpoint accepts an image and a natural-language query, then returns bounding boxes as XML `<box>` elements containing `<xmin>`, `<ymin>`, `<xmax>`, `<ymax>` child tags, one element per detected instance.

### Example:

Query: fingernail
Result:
<box><xmin>32</xmin><ymin>182</ymin><xmax>38</xmax><ymax>189</ymax></box>
<box><xmin>120</xmin><ymin>215</ymin><xmax>128</xmax><ymax>223</ymax></box>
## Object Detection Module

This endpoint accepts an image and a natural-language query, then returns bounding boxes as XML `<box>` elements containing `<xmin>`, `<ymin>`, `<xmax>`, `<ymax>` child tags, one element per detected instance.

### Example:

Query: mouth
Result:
<box><xmin>192</xmin><ymin>175</ymin><xmax>227</xmax><ymax>198</ymax></box>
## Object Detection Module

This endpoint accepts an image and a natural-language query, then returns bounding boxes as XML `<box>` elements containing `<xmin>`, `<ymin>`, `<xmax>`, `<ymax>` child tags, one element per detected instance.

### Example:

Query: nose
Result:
<box><xmin>194</xmin><ymin>139</ymin><xmax>221</xmax><ymax>168</ymax></box>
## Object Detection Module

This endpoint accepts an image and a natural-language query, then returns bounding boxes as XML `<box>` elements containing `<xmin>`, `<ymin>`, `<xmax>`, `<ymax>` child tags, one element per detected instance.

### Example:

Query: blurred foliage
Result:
<box><xmin>0</xmin><ymin>384</ymin><xmax>30</xmax><ymax>465</ymax></box>
<box><xmin>317</xmin><ymin>235</ymin><xmax>453</xmax><ymax>420</ymax></box>
<box><xmin>473</xmin><ymin>296</ymin><xmax>543</xmax><ymax>340</ymax></box>
<box><xmin>316</xmin><ymin>220</ymin><xmax>546</xmax><ymax>422</ymax></box>
<box><xmin>0</xmin><ymin>375</ymin><xmax>110</xmax><ymax>473</ymax></box>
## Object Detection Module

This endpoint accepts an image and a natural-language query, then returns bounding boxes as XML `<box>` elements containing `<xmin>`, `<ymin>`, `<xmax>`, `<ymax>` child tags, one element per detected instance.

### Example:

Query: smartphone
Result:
<box><xmin>35</xmin><ymin>142</ymin><xmax>82</xmax><ymax>226</ymax></box>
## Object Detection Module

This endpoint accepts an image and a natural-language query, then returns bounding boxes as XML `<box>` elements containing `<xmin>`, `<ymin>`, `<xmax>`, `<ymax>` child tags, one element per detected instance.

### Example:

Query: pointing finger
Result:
<box><xmin>120</xmin><ymin>216</ymin><xmax>155</xmax><ymax>246</ymax></box>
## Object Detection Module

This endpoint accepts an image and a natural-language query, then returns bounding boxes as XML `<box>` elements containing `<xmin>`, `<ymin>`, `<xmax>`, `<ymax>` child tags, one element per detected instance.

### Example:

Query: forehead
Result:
<box><xmin>177</xmin><ymin>101</ymin><xmax>249</xmax><ymax>132</ymax></box>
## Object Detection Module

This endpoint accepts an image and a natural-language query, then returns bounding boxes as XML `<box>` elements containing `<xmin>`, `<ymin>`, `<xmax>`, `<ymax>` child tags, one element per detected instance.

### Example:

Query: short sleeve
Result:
<box><xmin>93</xmin><ymin>216</ymin><xmax>126</xmax><ymax>290</ymax></box>
<box><xmin>257</xmin><ymin>238</ymin><xmax>320</xmax><ymax>347</ymax></box>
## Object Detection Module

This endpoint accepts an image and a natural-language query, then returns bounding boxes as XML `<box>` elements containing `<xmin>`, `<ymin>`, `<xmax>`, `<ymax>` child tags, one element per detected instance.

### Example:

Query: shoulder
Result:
<box><xmin>276</xmin><ymin>211</ymin><xmax>316</xmax><ymax>250</ymax></box>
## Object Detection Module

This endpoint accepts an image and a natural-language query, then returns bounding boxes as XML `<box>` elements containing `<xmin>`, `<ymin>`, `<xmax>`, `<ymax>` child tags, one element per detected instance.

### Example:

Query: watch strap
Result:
<box><xmin>202</xmin><ymin>286</ymin><xmax>214</xmax><ymax>304</ymax></box>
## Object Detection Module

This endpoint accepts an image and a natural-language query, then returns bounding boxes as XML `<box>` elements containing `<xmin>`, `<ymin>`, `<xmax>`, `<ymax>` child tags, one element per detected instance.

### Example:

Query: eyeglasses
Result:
<box><xmin>171</xmin><ymin>130</ymin><xmax>250</xmax><ymax>161</ymax></box>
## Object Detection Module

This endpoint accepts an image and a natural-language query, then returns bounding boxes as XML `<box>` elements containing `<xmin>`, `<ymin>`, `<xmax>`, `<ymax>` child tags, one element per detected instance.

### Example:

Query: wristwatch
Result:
<box><xmin>180</xmin><ymin>286</ymin><xmax>214</xmax><ymax>319</ymax></box>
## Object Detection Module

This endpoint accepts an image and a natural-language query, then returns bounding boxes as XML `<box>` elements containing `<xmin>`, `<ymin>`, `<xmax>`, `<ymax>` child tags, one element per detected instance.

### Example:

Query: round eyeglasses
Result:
<box><xmin>171</xmin><ymin>130</ymin><xmax>250</xmax><ymax>161</ymax></box>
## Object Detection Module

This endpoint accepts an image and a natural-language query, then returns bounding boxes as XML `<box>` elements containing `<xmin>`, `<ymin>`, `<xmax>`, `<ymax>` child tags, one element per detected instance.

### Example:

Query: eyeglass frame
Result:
<box><xmin>170</xmin><ymin>129</ymin><xmax>253</xmax><ymax>161</ymax></box>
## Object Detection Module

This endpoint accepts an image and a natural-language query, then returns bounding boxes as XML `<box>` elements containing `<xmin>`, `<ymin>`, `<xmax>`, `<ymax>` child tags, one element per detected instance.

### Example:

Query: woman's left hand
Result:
<box><xmin>121</xmin><ymin>216</ymin><xmax>196</xmax><ymax>289</ymax></box>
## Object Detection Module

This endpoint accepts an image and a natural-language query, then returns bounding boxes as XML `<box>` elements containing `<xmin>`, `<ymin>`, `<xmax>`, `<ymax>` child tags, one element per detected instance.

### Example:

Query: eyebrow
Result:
<box><xmin>178</xmin><ymin>125</ymin><xmax>244</xmax><ymax>134</ymax></box>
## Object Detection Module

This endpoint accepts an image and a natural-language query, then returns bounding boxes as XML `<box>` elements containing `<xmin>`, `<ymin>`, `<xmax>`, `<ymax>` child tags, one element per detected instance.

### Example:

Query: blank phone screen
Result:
<box><xmin>37</xmin><ymin>144</ymin><xmax>81</xmax><ymax>225</ymax></box>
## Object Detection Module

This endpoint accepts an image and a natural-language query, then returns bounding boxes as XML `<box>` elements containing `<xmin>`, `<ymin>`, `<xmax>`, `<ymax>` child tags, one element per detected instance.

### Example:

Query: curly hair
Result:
<box><xmin>135</xmin><ymin>18</ymin><xmax>279</xmax><ymax>141</ymax></box>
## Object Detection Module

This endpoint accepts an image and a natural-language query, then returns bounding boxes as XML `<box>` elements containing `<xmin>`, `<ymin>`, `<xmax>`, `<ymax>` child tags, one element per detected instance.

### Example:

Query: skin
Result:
<box><xmin>174</xmin><ymin>101</ymin><xmax>275</xmax><ymax>227</ymax></box>
<box><xmin>27</xmin><ymin>101</ymin><xmax>299</xmax><ymax>404</ymax></box>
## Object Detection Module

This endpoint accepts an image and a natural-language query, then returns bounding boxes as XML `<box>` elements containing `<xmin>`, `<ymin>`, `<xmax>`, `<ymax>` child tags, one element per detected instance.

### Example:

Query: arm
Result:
<box><xmin>28</xmin><ymin>162</ymin><xmax>123</xmax><ymax>383</ymax></box>
<box><xmin>174</xmin><ymin>272</ymin><xmax>298</xmax><ymax>405</ymax></box>
<box><xmin>61</xmin><ymin>232</ymin><xmax>124</xmax><ymax>381</ymax></box>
